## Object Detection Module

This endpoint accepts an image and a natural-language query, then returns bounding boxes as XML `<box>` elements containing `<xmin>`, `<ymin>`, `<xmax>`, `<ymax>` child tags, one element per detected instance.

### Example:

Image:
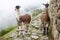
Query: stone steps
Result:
<box><xmin>9</xmin><ymin>13</ymin><xmax>49</xmax><ymax>40</ymax></box>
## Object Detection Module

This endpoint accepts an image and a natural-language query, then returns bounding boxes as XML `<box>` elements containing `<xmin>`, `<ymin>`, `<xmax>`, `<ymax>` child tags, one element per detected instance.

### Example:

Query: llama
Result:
<box><xmin>41</xmin><ymin>3</ymin><xmax>50</xmax><ymax>35</ymax></box>
<box><xmin>15</xmin><ymin>5</ymin><xmax>31</xmax><ymax>35</ymax></box>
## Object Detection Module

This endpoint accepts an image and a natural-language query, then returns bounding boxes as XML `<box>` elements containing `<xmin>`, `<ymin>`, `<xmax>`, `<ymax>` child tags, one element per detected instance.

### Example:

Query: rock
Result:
<box><xmin>35</xmin><ymin>26</ymin><xmax>40</xmax><ymax>28</ymax></box>
<box><xmin>10</xmin><ymin>32</ymin><xmax>17</xmax><ymax>38</ymax></box>
<box><xmin>23</xmin><ymin>31</ymin><xmax>31</xmax><ymax>36</ymax></box>
<box><xmin>49</xmin><ymin>0</ymin><xmax>60</xmax><ymax>40</ymax></box>
<box><xmin>24</xmin><ymin>37</ymin><xmax>31</xmax><ymax>40</ymax></box>
<box><xmin>41</xmin><ymin>36</ymin><xmax>48</xmax><ymax>40</ymax></box>
<box><xmin>31</xmin><ymin>30</ymin><xmax>37</xmax><ymax>33</ymax></box>
<box><xmin>32</xmin><ymin>33</ymin><xmax>37</xmax><ymax>35</ymax></box>
<box><xmin>31</xmin><ymin>35</ymin><xmax>38</xmax><ymax>39</ymax></box>
<box><xmin>31</xmin><ymin>32</ymin><xmax>38</xmax><ymax>39</ymax></box>
<box><xmin>56</xmin><ymin>20</ymin><xmax>60</xmax><ymax>33</ymax></box>
<box><xmin>14</xmin><ymin>38</ymin><xmax>23</xmax><ymax>40</ymax></box>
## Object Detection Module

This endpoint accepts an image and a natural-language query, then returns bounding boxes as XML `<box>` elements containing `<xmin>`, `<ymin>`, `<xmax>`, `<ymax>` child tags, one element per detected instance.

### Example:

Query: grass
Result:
<box><xmin>0</xmin><ymin>25</ymin><xmax>18</xmax><ymax>40</ymax></box>
<box><xmin>1</xmin><ymin>28</ymin><xmax>17</xmax><ymax>40</ymax></box>
<box><xmin>0</xmin><ymin>27</ymin><xmax>15</xmax><ymax>37</ymax></box>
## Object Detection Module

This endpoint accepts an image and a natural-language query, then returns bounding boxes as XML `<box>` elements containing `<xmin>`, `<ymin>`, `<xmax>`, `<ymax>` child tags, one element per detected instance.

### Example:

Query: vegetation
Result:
<box><xmin>0</xmin><ymin>26</ymin><xmax>16</xmax><ymax>37</ymax></box>
<box><xmin>32</xmin><ymin>9</ymin><xmax>43</xmax><ymax>17</ymax></box>
<box><xmin>1</xmin><ymin>28</ymin><xmax>17</xmax><ymax>40</ymax></box>
<box><xmin>25</xmin><ymin>8</ymin><xmax>43</xmax><ymax>17</ymax></box>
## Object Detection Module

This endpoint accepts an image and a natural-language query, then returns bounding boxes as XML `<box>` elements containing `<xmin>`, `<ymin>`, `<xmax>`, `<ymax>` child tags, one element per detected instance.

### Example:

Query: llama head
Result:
<box><xmin>43</xmin><ymin>3</ymin><xmax>49</xmax><ymax>8</ymax></box>
<box><xmin>16</xmin><ymin>5</ymin><xmax>20</xmax><ymax>9</ymax></box>
<box><xmin>15</xmin><ymin>5</ymin><xmax>21</xmax><ymax>12</ymax></box>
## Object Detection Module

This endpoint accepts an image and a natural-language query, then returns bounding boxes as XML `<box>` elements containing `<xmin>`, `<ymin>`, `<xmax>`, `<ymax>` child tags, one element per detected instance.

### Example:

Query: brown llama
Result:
<box><xmin>41</xmin><ymin>3</ymin><xmax>50</xmax><ymax>35</ymax></box>
<box><xmin>15</xmin><ymin>5</ymin><xmax>31</xmax><ymax>35</ymax></box>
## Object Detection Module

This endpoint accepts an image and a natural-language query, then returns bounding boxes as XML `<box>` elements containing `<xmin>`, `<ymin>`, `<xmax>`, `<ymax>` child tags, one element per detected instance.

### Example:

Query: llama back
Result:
<box><xmin>19</xmin><ymin>14</ymin><xmax>31</xmax><ymax>24</ymax></box>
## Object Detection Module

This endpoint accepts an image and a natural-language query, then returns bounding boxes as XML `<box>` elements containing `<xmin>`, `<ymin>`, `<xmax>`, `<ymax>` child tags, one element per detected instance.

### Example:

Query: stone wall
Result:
<box><xmin>49</xmin><ymin>0</ymin><xmax>60</xmax><ymax>40</ymax></box>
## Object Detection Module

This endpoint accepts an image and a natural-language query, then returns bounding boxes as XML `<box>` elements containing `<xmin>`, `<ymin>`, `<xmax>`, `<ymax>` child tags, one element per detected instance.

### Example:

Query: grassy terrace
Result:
<box><xmin>0</xmin><ymin>26</ymin><xmax>17</xmax><ymax>40</ymax></box>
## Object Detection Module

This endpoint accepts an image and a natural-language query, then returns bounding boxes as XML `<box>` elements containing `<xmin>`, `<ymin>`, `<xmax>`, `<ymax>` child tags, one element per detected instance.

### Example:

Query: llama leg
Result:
<box><xmin>21</xmin><ymin>22</ymin><xmax>27</xmax><ymax>36</ymax></box>
<box><xmin>25</xmin><ymin>24</ymin><xmax>29</xmax><ymax>33</ymax></box>
<box><xmin>45</xmin><ymin>23</ymin><xmax>48</xmax><ymax>35</ymax></box>
<box><xmin>17</xmin><ymin>23</ymin><xmax>22</xmax><ymax>36</ymax></box>
<box><xmin>47</xmin><ymin>24</ymin><xmax>50</xmax><ymax>35</ymax></box>
<box><xmin>19</xmin><ymin>26</ymin><xmax>22</xmax><ymax>35</ymax></box>
<box><xmin>40</xmin><ymin>23</ymin><xmax>43</xmax><ymax>31</ymax></box>
<box><xmin>44</xmin><ymin>26</ymin><xmax>46</xmax><ymax>35</ymax></box>
<box><xmin>43</xmin><ymin>23</ymin><xmax>46</xmax><ymax>35</ymax></box>
<box><xmin>21</xmin><ymin>22</ymin><xmax>24</xmax><ymax>33</ymax></box>
<box><xmin>40</xmin><ymin>23</ymin><xmax>44</xmax><ymax>35</ymax></box>
<box><xmin>27</xmin><ymin>24</ymin><xmax>29</xmax><ymax>33</ymax></box>
<box><xmin>17</xmin><ymin>26</ymin><xmax>21</xmax><ymax>37</ymax></box>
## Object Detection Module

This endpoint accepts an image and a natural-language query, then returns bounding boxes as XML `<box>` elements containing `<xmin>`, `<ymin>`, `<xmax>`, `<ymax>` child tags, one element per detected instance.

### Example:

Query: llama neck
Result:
<box><xmin>45</xmin><ymin>8</ymin><xmax>48</xmax><ymax>15</ymax></box>
<box><xmin>16</xmin><ymin>10</ymin><xmax>20</xmax><ymax>19</ymax></box>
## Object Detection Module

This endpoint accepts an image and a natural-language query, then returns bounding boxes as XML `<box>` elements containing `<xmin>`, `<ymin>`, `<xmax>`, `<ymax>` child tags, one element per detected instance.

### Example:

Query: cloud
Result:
<box><xmin>0</xmin><ymin>0</ymin><xmax>50</xmax><ymax>29</ymax></box>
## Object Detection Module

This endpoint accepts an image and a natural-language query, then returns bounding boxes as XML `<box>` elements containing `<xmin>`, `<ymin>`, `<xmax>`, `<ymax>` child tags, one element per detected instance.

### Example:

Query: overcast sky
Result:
<box><xmin>0</xmin><ymin>0</ymin><xmax>50</xmax><ymax>30</ymax></box>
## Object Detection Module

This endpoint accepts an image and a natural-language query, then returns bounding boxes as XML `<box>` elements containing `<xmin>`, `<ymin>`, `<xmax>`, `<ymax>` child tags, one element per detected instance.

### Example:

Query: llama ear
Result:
<box><xmin>43</xmin><ymin>3</ymin><xmax>49</xmax><ymax>8</ymax></box>
<box><xmin>15</xmin><ymin>9</ymin><xmax>16</xmax><ymax>11</ymax></box>
<box><xmin>43</xmin><ymin>3</ymin><xmax>45</xmax><ymax>6</ymax></box>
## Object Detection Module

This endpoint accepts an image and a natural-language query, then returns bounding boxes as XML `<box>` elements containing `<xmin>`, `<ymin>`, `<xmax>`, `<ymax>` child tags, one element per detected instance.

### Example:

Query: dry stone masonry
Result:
<box><xmin>49</xmin><ymin>0</ymin><xmax>60</xmax><ymax>40</ymax></box>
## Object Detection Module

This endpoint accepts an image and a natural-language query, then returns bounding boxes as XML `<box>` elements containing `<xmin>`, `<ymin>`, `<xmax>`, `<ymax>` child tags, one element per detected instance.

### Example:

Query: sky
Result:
<box><xmin>0</xmin><ymin>0</ymin><xmax>50</xmax><ymax>30</ymax></box>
